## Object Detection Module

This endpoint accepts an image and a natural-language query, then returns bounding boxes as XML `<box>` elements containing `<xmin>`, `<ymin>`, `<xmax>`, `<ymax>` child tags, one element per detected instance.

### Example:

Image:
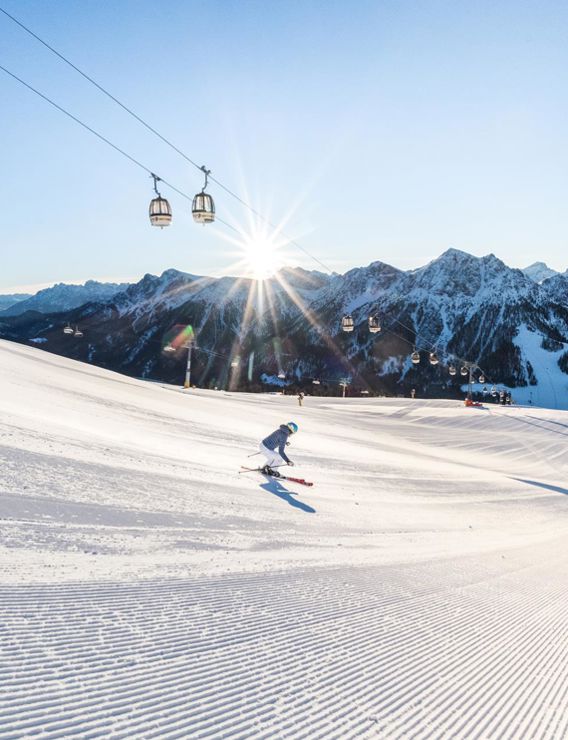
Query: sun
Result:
<box><xmin>212</xmin><ymin>214</ymin><xmax>298</xmax><ymax>283</ymax></box>
<box><xmin>241</xmin><ymin>234</ymin><xmax>284</xmax><ymax>280</ymax></box>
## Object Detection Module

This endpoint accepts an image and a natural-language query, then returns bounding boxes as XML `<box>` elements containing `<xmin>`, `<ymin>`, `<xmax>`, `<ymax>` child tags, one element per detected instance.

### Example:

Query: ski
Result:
<box><xmin>239</xmin><ymin>466</ymin><xmax>314</xmax><ymax>487</ymax></box>
<box><xmin>281</xmin><ymin>475</ymin><xmax>314</xmax><ymax>487</ymax></box>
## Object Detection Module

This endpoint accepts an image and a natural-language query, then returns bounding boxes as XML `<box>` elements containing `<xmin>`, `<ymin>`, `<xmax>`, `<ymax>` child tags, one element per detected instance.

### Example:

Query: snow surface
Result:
<box><xmin>1</xmin><ymin>339</ymin><xmax>567</xmax><ymax>738</ymax></box>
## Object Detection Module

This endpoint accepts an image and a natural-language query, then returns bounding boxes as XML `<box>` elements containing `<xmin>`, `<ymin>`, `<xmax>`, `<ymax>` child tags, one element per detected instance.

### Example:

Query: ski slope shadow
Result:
<box><xmin>512</xmin><ymin>478</ymin><xmax>568</xmax><ymax>496</ymax></box>
<box><xmin>507</xmin><ymin>415</ymin><xmax>568</xmax><ymax>437</ymax></box>
<box><xmin>526</xmin><ymin>415</ymin><xmax>568</xmax><ymax>432</ymax></box>
<box><xmin>260</xmin><ymin>477</ymin><xmax>316</xmax><ymax>513</ymax></box>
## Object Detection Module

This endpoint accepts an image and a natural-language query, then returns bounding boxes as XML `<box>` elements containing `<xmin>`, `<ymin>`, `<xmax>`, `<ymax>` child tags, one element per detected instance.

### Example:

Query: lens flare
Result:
<box><xmin>240</xmin><ymin>233</ymin><xmax>284</xmax><ymax>281</ymax></box>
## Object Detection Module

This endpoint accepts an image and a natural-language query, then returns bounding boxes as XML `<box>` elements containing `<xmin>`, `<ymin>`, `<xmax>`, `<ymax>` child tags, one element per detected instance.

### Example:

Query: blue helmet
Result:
<box><xmin>287</xmin><ymin>422</ymin><xmax>298</xmax><ymax>434</ymax></box>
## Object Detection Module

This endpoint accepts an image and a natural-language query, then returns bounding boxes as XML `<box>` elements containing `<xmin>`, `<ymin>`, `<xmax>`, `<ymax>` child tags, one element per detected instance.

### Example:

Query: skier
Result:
<box><xmin>298</xmin><ymin>392</ymin><xmax>304</xmax><ymax>407</ymax></box>
<box><xmin>259</xmin><ymin>422</ymin><xmax>298</xmax><ymax>477</ymax></box>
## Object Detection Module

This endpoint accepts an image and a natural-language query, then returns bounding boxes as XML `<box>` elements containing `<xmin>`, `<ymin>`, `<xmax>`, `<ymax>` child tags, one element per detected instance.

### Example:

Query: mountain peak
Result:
<box><xmin>439</xmin><ymin>247</ymin><xmax>473</xmax><ymax>260</ymax></box>
<box><xmin>159</xmin><ymin>268</ymin><xmax>202</xmax><ymax>284</ymax></box>
<box><xmin>523</xmin><ymin>262</ymin><xmax>558</xmax><ymax>284</ymax></box>
<box><xmin>419</xmin><ymin>248</ymin><xmax>478</xmax><ymax>274</ymax></box>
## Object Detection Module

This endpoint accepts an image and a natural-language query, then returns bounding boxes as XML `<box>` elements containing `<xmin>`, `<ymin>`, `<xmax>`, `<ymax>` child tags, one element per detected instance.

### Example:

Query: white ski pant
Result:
<box><xmin>259</xmin><ymin>443</ymin><xmax>284</xmax><ymax>469</ymax></box>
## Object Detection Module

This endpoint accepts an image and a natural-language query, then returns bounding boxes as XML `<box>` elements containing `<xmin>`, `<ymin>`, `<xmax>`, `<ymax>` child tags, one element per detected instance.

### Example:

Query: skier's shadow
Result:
<box><xmin>260</xmin><ymin>477</ymin><xmax>316</xmax><ymax>514</ymax></box>
<box><xmin>512</xmin><ymin>478</ymin><xmax>568</xmax><ymax>496</ymax></box>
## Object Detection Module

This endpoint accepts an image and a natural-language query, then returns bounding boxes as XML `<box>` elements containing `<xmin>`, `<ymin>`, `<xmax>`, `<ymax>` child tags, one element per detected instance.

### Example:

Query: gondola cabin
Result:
<box><xmin>149</xmin><ymin>196</ymin><xmax>172</xmax><ymax>228</ymax></box>
<box><xmin>368</xmin><ymin>315</ymin><xmax>381</xmax><ymax>333</ymax></box>
<box><xmin>192</xmin><ymin>192</ymin><xmax>215</xmax><ymax>224</ymax></box>
<box><xmin>341</xmin><ymin>315</ymin><xmax>354</xmax><ymax>332</ymax></box>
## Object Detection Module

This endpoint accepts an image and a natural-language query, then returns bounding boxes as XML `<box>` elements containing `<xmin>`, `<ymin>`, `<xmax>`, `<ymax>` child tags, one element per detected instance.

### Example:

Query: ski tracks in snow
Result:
<box><xmin>1</xmin><ymin>539</ymin><xmax>567</xmax><ymax>740</ymax></box>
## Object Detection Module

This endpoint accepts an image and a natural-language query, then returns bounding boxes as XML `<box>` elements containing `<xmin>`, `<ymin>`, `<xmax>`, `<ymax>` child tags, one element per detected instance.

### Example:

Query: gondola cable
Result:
<box><xmin>0</xmin><ymin>63</ymin><xmax>240</xmax><ymax>235</ymax></box>
<box><xmin>0</xmin><ymin>5</ymin><xmax>331</xmax><ymax>272</ymax></box>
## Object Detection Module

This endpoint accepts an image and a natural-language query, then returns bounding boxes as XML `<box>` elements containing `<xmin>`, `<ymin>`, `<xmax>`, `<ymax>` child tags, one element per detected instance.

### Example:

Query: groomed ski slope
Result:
<box><xmin>0</xmin><ymin>338</ymin><xmax>567</xmax><ymax>739</ymax></box>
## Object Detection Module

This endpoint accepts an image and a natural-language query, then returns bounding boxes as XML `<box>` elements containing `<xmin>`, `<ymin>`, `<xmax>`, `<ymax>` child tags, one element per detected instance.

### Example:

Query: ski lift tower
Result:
<box><xmin>183</xmin><ymin>342</ymin><xmax>193</xmax><ymax>389</ymax></box>
<box><xmin>163</xmin><ymin>324</ymin><xmax>195</xmax><ymax>389</ymax></box>
<box><xmin>460</xmin><ymin>362</ymin><xmax>484</xmax><ymax>401</ymax></box>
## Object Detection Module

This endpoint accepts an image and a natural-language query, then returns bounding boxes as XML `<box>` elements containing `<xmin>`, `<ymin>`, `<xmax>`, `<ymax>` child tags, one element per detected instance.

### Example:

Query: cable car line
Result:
<box><xmin>0</xmin><ymin>62</ymin><xmax>239</xmax><ymax>235</ymax></box>
<box><xmin>0</xmin><ymin>4</ymin><xmax>331</xmax><ymax>272</ymax></box>
<box><xmin>0</xmin><ymin>5</ymin><xmax>204</xmax><ymax>171</ymax></box>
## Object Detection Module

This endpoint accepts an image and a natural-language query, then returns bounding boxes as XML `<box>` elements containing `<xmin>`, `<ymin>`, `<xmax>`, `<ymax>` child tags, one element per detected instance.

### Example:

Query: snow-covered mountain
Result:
<box><xmin>0</xmin><ymin>293</ymin><xmax>30</xmax><ymax>312</ymax></box>
<box><xmin>0</xmin><ymin>279</ymin><xmax>130</xmax><ymax>317</ymax></box>
<box><xmin>1</xmin><ymin>250</ymin><xmax>567</xmax><ymax>406</ymax></box>
<box><xmin>522</xmin><ymin>261</ymin><xmax>559</xmax><ymax>283</ymax></box>
<box><xmin>540</xmin><ymin>270</ymin><xmax>568</xmax><ymax>303</ymax></box>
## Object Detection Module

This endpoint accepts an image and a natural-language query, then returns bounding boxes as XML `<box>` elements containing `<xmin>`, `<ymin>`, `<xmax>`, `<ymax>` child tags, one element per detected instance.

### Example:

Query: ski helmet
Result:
<box><xmin>287</xmin><ymin>422</ymin><xmax>298</xmax><ymax>434</ymax></box>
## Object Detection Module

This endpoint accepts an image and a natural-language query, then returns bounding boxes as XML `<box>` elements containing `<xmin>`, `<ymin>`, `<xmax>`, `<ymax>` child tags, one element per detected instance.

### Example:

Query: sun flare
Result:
<box><xmin>241</xmin><ymin>234</ymin><xmax>284</xmax><ymax>280</ymax></box>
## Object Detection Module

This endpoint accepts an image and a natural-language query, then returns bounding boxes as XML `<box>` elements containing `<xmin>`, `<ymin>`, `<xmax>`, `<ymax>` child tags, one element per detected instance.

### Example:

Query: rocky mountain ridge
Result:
<box><xmin>0</xmin><ymin>280</ymin><xmax>130</xmax><ymax>317</ymax></box>
<box><xmin>1</xmin><ymin>249</ymin><xmax>567</xmax><ymax>406</ymax></box>
<box><xmin>0</xmin><ymin>293</ymin><xmax>31</xmax><ymax>312</ymax></box>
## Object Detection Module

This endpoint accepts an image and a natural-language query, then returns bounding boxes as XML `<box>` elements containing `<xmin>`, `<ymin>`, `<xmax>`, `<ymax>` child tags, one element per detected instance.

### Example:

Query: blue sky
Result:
<box><xmin>1</xmin><ymin>0</ymin><xmax>567</xmax><ymax>292</ymax></box>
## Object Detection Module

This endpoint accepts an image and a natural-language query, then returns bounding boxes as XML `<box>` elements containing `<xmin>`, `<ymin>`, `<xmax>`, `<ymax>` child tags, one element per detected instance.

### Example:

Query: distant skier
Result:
<box><xmin>259</xmin><ymin>422</ymin><xmax>298</xmax><ymax>476</ymax></box>
<box><xmin>298</xmin><ymin>392</ymin><xmax>304</xmax><ymax>407</ymax></box>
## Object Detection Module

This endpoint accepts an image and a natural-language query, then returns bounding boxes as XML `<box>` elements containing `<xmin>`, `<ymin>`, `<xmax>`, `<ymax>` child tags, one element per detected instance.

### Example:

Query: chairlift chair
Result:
<box><xmin>460</xmin><ymin>366</ymin><xmax>469</xmax><ymax>376</ymax></box>
<box><xmin>410</xmin><ymin>350</ymin><xmax>420</xmax><ymax>365</ymax></box>
<box><xmin>429</xmin><ymin>352</ymin><xmax>439</xmax><ymax>366</ymax></box>
<box><xmin>448</xmin><ymin>364</ymin><xmax>456</xmax><ymax>376</ymax></box>
<box><xmin>74</xmin><ymin>326</ymin><xmax>83</xmax><ymax>338</ymax></box>
<box><xmin>478</xmin><ymin>374</ymin><xmax>485</xmax><ymax>384</ymax></box>
<box><xmin>63</xmin><ymin>323</ymin><xmax>73</xmax><ymax>335</ymax></box>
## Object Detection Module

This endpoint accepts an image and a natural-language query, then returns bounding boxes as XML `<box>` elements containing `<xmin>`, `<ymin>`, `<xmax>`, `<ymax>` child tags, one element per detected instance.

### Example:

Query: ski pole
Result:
<box><xmin>247</xmin><ymin>452</ymin><xmax>260</xmax><ymax>458</ymax></box>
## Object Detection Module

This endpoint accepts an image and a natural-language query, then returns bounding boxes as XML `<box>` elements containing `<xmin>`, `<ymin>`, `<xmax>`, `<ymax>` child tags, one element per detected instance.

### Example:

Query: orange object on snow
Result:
<box><xmin>464</xmin><ymin>398</ymin><xmax>483</xmax><ymax>407</ymax></box>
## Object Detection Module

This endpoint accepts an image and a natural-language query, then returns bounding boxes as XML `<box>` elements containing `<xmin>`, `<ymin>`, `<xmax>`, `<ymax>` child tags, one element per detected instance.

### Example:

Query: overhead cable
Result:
<box><xmin>0</xmin><ymin>5</ymin><xmax>332</xmax><ymax>273</ymax></box>
<box><xmin>0</xmin><ymin>63</ymin><xmax>239</xmax><ymax>234</ymax></box>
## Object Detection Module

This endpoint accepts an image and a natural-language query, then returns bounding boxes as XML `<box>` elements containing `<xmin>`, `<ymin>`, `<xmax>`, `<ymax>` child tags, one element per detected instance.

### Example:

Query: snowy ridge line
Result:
<box><xmin>2</xmin><ymin>548</ymin><xmax>568</xmax><ymax>739</ymax></box>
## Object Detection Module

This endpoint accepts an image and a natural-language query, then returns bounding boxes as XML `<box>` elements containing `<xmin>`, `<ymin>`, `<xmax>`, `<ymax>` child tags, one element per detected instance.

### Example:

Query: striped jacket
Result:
<box><xmin>261</xmin><ymin>425</ymin><xmax>292</xmax><ymax>463</ymax></box>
